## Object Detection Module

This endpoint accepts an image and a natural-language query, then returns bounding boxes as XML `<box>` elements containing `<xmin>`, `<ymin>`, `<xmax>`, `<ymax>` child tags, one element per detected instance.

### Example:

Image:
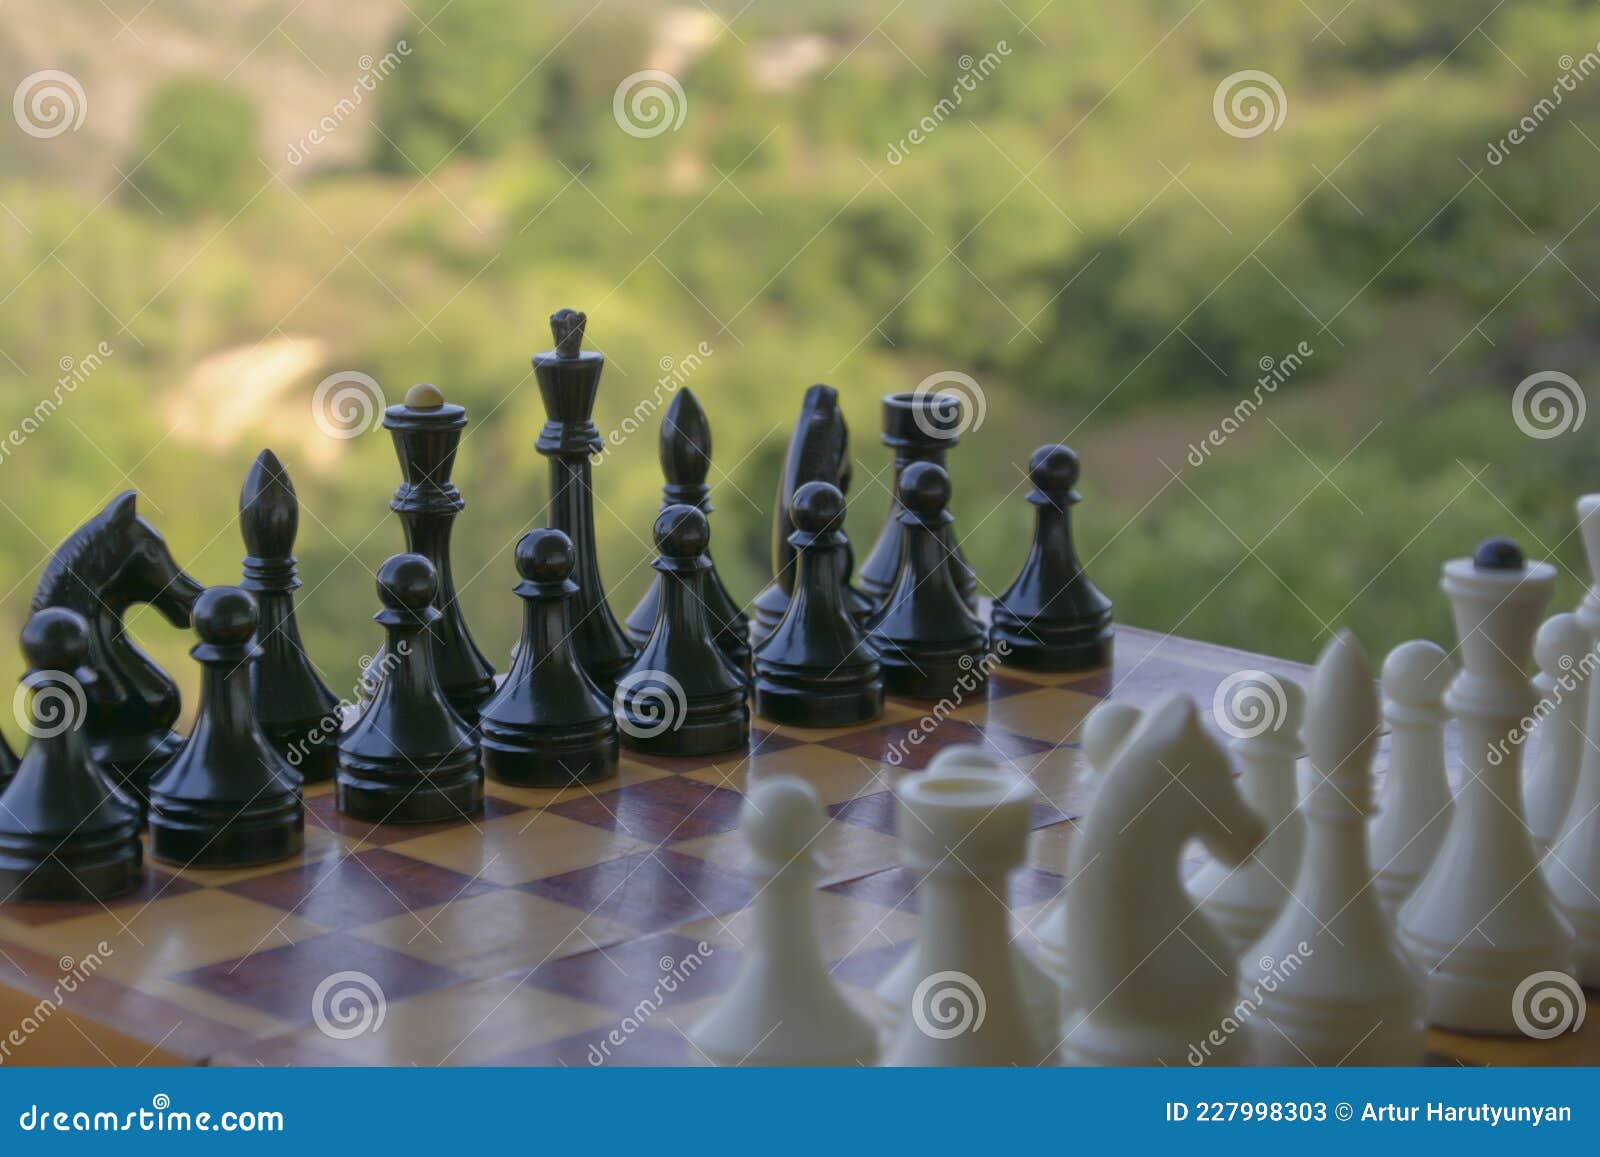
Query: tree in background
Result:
<box><xmin>127</xmin><ymin>76</ymin><xmax>259</xmax><ymax>219</ymax></box>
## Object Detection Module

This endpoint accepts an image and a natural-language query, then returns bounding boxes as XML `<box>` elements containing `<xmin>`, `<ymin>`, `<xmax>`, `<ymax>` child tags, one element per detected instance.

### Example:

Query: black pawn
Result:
<box><xmin>239</xmin><ymin>449</ymin><xmax>341</xmax><ymax>783</ymax></box>
<box><xmin>753</xmin><ymin>482</ymin><xmax>885</xmax><ymax>727</ymax></box>
<box><xmin>617</xmin><ymin>506</ymin><xmax>750</xmax><ymax>757</ymax></box>
<box><xmin>991</xmin><ymin>445</ymin><xmax>1113</xmax><ymax>671</ymax></box>
<box><xmin>147</xmin><ymin>588</ymin><xmax>304</xmax><ymax>868</ymax></box>
<box><xmin>0</xmin><ymin>609</ymin><xmax>142</xmax><ymax>902</ymax></box>
<box><xmin>625</xmin><ymin>389</ymin><xmax>750</xmax><ymax>674</ymax></box>
<box><xmin>481</xmin><ymin>530</ymin><xmax>619</xmax><ymax>787</ymax></box>
<box><xmin>338</xmin><ymin>554</ymin><xmax>483</xmax><ymax>824</ymax></box>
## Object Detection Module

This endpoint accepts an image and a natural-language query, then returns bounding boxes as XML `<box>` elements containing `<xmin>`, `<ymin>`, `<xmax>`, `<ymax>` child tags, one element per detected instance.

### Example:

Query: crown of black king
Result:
<box><xmin>534</xmin><ymin>309</ymin><xmax>604</xmax><ymax>457</ymax></box>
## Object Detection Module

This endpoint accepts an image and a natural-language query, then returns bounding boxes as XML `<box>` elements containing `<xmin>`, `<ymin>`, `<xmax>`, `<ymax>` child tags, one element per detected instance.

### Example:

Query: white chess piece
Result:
<box><xmin>1035</xmin><ymin>701</ymin><xmax>1142</xmax><ymax>998</ymax></box>
<box><xmin>1369</xmin><ymin>640</ymin><xmax>1454</xmax><ymax>920</ymax></box>
<box><xmin>874</xmin><ymin>745</ymin><xmax>1058</xmax><ymax>1055</ymax></box>
<box><xmin>1247</xmin><ymin>631</ymin><xmax>1426</xmax><ymax>1065</ymax></box>
<box><xmin>686</xmin><ymin>777</ymin><xmax>879</xmax><ymax>1065</ymax></box>
<box><xmin>1524</xmin><ymin>612</ymin><xmax>1589</xmax><ymax>854</ymax></box>
<box><xmin>1546</xmin><ymin>496</ymin><xmax>1600</xmax><ymax>983</ymax></box>
<box><xmin>880</xmin><ymin>763</ymin><xmax>1041</xmax><ymax>1065</ymax></box>
<box><xmin>1059</xmin><ymin>694</ymin><xmax>1264</xmax><ymax>1066</ymax></box>
<box><xmin>1188</xmin><ymin>672</ymin><xmax>1306</xmax><ymax>954</ymax></box>
<box><xmin>1398</xmin><ymin>538</ymin><xmax>1576</xmax><ymax>1034</ymax></box>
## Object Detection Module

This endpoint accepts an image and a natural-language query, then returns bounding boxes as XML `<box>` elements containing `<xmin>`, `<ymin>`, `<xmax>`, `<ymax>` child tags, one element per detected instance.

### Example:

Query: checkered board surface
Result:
<box><xmin>0</xmin><ymin>626</ymin><xmax>1593</xmax><ymax>1067</ymax></box>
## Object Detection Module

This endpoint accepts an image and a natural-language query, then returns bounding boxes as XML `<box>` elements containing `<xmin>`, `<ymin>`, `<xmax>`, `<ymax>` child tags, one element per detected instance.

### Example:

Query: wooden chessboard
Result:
<box><xmin>0</xmin><ymin>626</ymin><xmax>1592</xmax><ymax>1067</ymax></box>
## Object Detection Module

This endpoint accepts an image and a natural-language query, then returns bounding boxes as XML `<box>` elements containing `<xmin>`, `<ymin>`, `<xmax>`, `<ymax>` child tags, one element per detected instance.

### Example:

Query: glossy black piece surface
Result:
<box><xmin>1474</xmin><ymin>536</ymin><xmax>1524</xmax><ymax>571</ymax></box>
<box><xmin>0</xmin><ymin>730</ymin><xmax>16</xmax><ymax>793</ymax></box>
<box><xmin>625</xmin><ymin>389</ymin><xmax>750</xmax><ymax>674</ymax></box>
<box><xmin>480</xmin><ymin>530</ymin><xmax>619</xmax><ymax>787</ymax></box>
<box><xmin>0</xmin><ymin>609</ymin><xmax>143</xmax><ymax>901</ymax></box>
<box><xmin>991</xmin><ymin>445</ymin><xmax>1114</xmax><ymax>671</ymax></box>
<box><xmin>339</xmin><ymin>555</ymin><xmax>484</xmax><ymax>824</ymax></box>
<box><xmin>617</xmin><ymin>507</ymin><xmax>750</xmax><ymax>757</ymax></box>
<box><xmin>865</xmin><ymin>462</ymin><xmax>989</xmax><ymax>700</ymax></box>
<box><xmin>30</xmin><ymin>491</ymin><xmax>203</xmax><ymax>805</ymax></box>
<box><xmin>753</xmin><ymin>482</ymin><xmax>884</xmax><ymax>728</ymax></box>
<box><xmin>239</xmin><ymin>449</ymin><xmax>341</xmax><ymax>783</ymax></box>
<box><xmin>533</xmin><ymin>310</ymin><xmax>636</xmax><ymax>695</ymax></box>
<box><xmin>147</xmin><ymin>587</ymin><xmax>304</xmax><ymax>868</ymax></box>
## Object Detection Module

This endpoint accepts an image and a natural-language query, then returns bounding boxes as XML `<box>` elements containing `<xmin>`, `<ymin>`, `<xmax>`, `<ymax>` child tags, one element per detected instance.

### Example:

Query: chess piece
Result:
<box><xmin>625</xmin><ymin>389</ymin><xmax>750</xmax><ymax>674</ymax></box>
<box><xmin>874</xmin><ymin>745</ymin><xmax>1058</xmax><ymax>1056</ymax></box>
<box><xmin>1370</xmin><ymin>640</ymin><xmax>1453</xmax><ymax>920</ymax></box>
<box><xmin>0</xmin><ymin>730</ymin><xmax>16</xmax><ymax>792</ymax></box>
<box><xmin>338</xmin><ymin>554</ymin><xmax>484</xmax><ymax>824</ymax></box>
<box><xmin>616</xmin><ymin>506</ymin><xmax>749</xmax><ymax>758</ymax></box>
<box><xmin>1187</xmin><ymin>673</ymin><xmax>1306</xmax><ymax>954</ymax></box>
<box><xmin>1060</xmin><ymin>695</ymin><xmax>1263</xmax><ymax>1066</ymax></box>
<box><xmin>1247</xmin><ymin>631</ymin><xmax>1426</xmax><ymax>1064</ymax></box>
<box><xmin>992</xmin><ymin>445</ymin><xmax>1113</xmax><ymax>671</ymax></box>
<box><xmin>865</xmin><ymin>462</ymin><xmax>989</xmax><ymax>700</ymax></box>
<box><xmin>1036</xmin><ymin>701</ymin><xmax>1143</xmax><ymax>997</ymax></box>
<box><xmin>833</xmin><ymin>418</ymin><xmax>878</xmax><ymax>625</ymax></box>
<box><xmin>31</xmin><ymin>491</ymin><xmax>203</xmax><ymax>803</ymax></box>
<box><xmin>239</xmin><ymin>449</ymin><xmax>342</xmax><ymax>783</ymax></box>
<box><xmin>480</xmin><ymin>529</ymin><xmax>619</xmax><ymax>787</ymax></box>
<box><xmin>147</xmin><ymin>587</ymin><xmax>304</xmax><ymax>868</ymax></box>
<box><xmin>881</xmin><ymin>764</ymin><xmax>1042</xmax><ymax>1066</ymax></box>
<box><xmin>687</xmin><ymin>778</ymin><xmax>879</xmax><ymax>1066</ymax></box>
<box><xmin>752</xmin><ymin>482</ymin><xmax>884</xmax><ymax>728</ymax></box>
<box><xmin>533</xmin><ymin>310</ymin><xmax>635</xmax><ymax>694</ymax></box>
<box><xmin>750</xmin><ymin>385</ymin><xmax>851</xmax><ymax>646</ymax></box>
<box><xmin>1549</xmin><ymin>496</ymin><xmax>1600</xmax><ymax>983</ymax></box>
<box><xmin>859</xmin><ymin>390</ymin><xmax>978</xmax><ymax>610</ymax></box>
<box><xmin>361</xmin><ymin>384</ymin><xmax>497</xmax><ymax>724</ymax></box>
<box><xmin>0</xmin><ymin>608</ymin><xmax>142</xmax><ymax>901</ymax></box>
<box><xmin>1524</xmin><ymin>613</ymin><xmax>1589</xmax><ymax>853</ymax></box>
<box><xmin>1398</xmin><ymin>538</ymin><xmax>1575</xmax><ymax>1034</ymax></box>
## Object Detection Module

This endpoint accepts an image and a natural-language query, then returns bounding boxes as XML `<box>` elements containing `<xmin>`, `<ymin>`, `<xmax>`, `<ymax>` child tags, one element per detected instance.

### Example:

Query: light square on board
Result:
<box><xmin>389</xmin><ymin>812</ymin><xmax>656</xmax><ymax>887</ymax></box>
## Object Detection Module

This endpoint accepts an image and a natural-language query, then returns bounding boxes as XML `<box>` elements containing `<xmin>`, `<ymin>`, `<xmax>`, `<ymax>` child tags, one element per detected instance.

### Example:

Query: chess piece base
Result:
<box><xmin>1398</xmin><ymin>925</ymin><xmax>1576</xmax><ymax>1034</ymax></box>
<box><xmin>148</xmin><ymin>797</ymin><xmax>303</xmax><ymax>869</ymax></box>
<box><xmin>337</xmin><ymin>752</ymin><xmax>484</xmax><ymax>824</ymax></box>
<box><xmin>619</xmin><ymin>699</ymin><xmax>749</xmax><ymax>758</ymax></box>
<box><xmin>753</xmin><ymin>668</ymin><xmax>883</xmax><ymax>728</ymax></box>
<box><xmin>482</xmin><ymin>722</ymin><xmax>619</xmax><ymax>788</ymax></box>
<box><xmin>261</xmin><ymin>718</ymin><xmax>339</xmax><ymax>785</ymax></box>
<box><xmin>92</xmin><ymin>729</ymin><xmax>185</xmax><ymax>806</ymax></box>
<box><xmin>1246</xmin><ymin>997</ymin><xmax>1425</xmax><ymax>1065</ymax></box>
<box><xmin>876</xmin><ymin>641</ymin><xmax>989</xmax><ymax>701</ymax></box>
<box><xmin>1060</xmin><ymin>1006</ymin><xmax>1251</xmax><ymax>1067</ymax></box>
<box><xmin>0</xmin><ymin>826</ymin><xmax>143</xmax><ymax>902</ymax></box>
<box><xmin>991</xmin><ymin>617</ymin><xmax>1112</xmax><ymax>672</ymax></box>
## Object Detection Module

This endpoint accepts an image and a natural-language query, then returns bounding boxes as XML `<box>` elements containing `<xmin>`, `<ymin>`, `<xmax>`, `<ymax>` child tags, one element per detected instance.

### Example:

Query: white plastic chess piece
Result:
<box><xmin>1035</xmin><ymin>701</ymin><xmax>1142</xmax><ymax>998</ymax></box>
<box><xmin>1398</xmin><ymin>538</ymin><xmax>1576</xmax><ymax>1034</ymax></box>
<box><xmin>686</xmin><ymin>777</ymin><xmax>879</xmax><ymax>1066</ymax></box>
<box><xmin>880</xmin><ymin>763</ymin><xmax>1040</xmax><ymax>1066</ymax></box>
<box><xmin>1247</xmin><ymin>631</ymin><xmax>1426</xmax><ymax>1065</ymax></box>
<box><xmin>874</xmin><ymin>745</ymin><xmax>1058</xmax><ymax>1054</ymax></box>
<box><xmin>1547</xmin><ymin>496</ymin><xmax>1600</xmax><ymax>983</ymax></box>
<box><xmin>1188</xmin><ymin>672</ymin><xmax>1306</xmax><ymax>954</ymax></box>
<box><xmin>1059</xmin><ymin>694</ymin><xmax>1264</xmax><ymax>1066</ymax></box>
<box><xmin>1369</xmin><ymin>640</ymin><xmax>1454</xmax><ymax>920</ymax></box>
<box><xmin>1524</xmin><ymin>612</ymin><xmax>1589</xmax><ymax>854</ymax></box>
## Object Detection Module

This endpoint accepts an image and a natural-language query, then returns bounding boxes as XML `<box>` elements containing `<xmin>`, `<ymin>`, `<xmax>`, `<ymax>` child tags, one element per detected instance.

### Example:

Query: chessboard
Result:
<box><xmin>0</xmin><ymin>626</ymin><xmax>1592</xmax><ymax>1067</ymax></box>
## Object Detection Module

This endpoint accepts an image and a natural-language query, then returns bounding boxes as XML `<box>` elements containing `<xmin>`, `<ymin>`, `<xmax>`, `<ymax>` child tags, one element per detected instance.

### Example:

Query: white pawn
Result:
<box><xmin>1035</xmin><ymin>700</ymin><xmax>1142</xmax><ymax>1000</ymax></box>
<box><xmin>1060</xmin><ymin>695</ymin><xmax>1264</xmax><ymax>1067</ymax></box>
<box><xmin>1247</xmin><ymin>631</ymin><xmax>1425</xmax><ymax>1065</ymax></box>
<box><xmin>686</xmin><ymin>777</ymin><xmax>878</xmax><ymax>1066</ymax></box>
<box><xmin>1188</xmin><ymin>672</ymin><xmax>1306</xmax><ymax>954</ymax></box>
<box><xmin>1398</xmin><ymin>538</ymin><xmax>1575</xmax><ymax>1034</ymax></box>
<box><xmin>874</xmin><ymin>746</ymin><xmax>1058</xmax><ymax>1056</ymax></box>
<box><xmin>1524</xmin><ymin>613</ymin><xmax>1589</xmax><ymax>854</ymax></box>
<box><xmin>881</xmin><ymin>763</ymin><xmax>1040</xmax><ymax>1066</ymax></box>
<box><xmin>1369</xmin><ymin>640</ymin><xmax>1454</xmax><ymax>920</ymax></box>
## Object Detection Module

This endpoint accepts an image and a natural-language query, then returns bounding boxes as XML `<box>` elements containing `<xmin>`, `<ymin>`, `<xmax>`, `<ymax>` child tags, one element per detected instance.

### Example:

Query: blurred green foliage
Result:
<box><xmin>129</xmin><ymin>75</ymin><xmax>260</xmax><ymax>218</ymax></box>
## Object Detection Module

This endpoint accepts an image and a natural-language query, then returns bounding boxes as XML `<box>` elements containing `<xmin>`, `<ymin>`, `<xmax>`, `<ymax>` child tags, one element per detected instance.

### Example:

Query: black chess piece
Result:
<box><xmin>753</xmin><ymin>482</ymin><xmax>885</xmax><ymax>728</ymax></box>
<box><xmin>361</xmin><ymin>384</ymin><xmax>497</xmax><ymax>725</ymax></box>
<box><xmin>338</xmin><ymin>554</ymin><xmax>484</xmax><ymax>824</ymax></box>
<box><xmin>534</xmin><ymin>310</ymin><xmax>636</xmax><ymax>694</ymax></box>
<box><xmin>750</xmin><ymin>385</ymin><xmax>853</xmax><ymax>646</ymax></box>
<box><xmin>617</xmin><ymin>506</ymin><xmax>750</xmax><ymax>757</ymax></box>
<box><xmin>865</xmin><ymin>462</ymin><xmax>989</xmax><ymax>700</ymax></box>
<box><xmin>480</xmin><ymin>529</ymin><xmax>620</xmax><ymax>787</ymax></box>
<box><xmin>991</xmin><ymin>444</ymin><xmax>1114</xmax><ymax>671</ymax></box>
<box><xmin>859</xmin><ymin>391</ymin><xmax>978</xmax><ymax>609</ymax></box>
<box><xmin>0</xmin><ymin>730</ymin><xmax>16</xmax><ymax>792</ymax></box>
<box><xmin>834</xmin><ymin>424</ymin><xmax>879</xmax><ymax>625</ymax></box>
<box><xmin>239</xmin><ymin>449</ymin><xmax>342</xmax><ymax>783</ymax></box>
<box><xmin>0</xmin><ymin>608</ymin><xmax>143</xmax><ymax>902</ymax></box>
<box><xmin>31</xmin><ymin>491</ymin><xmax>203</xmax><ymax>804</ymax></box>
<box><xmin>625</xmin><ymin>389</ymin><xmax>751</xmax><ymax>674</ymax></box>
<box><xmin>147</xmin><ymin>587</ymin><xmax>304</xmax><ymax>868</ymax></box>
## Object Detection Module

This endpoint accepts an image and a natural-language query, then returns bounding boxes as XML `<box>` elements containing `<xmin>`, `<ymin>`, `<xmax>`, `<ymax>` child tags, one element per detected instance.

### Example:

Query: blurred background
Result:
<box><xmin>1</xmin><ymin>0</ymin><xmax>1597</xmax><ymax>735</ymax></box>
